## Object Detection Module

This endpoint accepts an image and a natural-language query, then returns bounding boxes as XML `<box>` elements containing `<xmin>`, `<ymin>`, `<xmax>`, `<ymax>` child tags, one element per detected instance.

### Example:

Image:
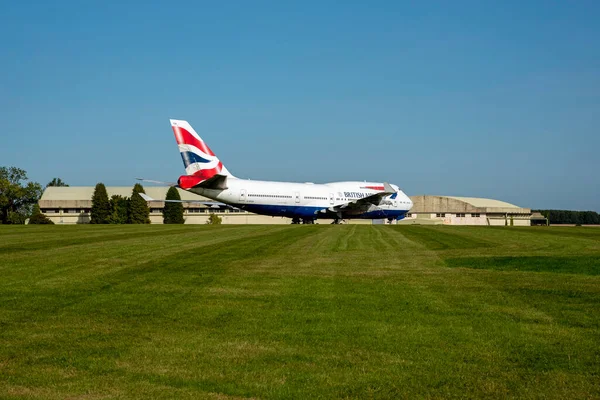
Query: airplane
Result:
<box><xmin>139</xmin><ymin>119</ymin><xmax>413</xmax><ymax>224</ymax></box>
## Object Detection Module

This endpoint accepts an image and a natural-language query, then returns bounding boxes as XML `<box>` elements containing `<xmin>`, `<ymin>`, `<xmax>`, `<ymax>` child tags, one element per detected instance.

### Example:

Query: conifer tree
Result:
<box><xmin>28</xmin><ymin>204</ymin><xmax>54</xmax><ymax>224</ymax></box>
<box><xmin>128</xmin><ymin>183</ymin><xmax>150</xmax><ymax>224</ymax></box>
<box><xmin>90</xmin><ymin>183</ymin><xmax>110</xmax><ymax>224</ymax></box>
<box><xmin>108</xmin><ymin>195</ymin><xmax>129</xmax><ymax>224</ymax></box>
<box><xmin>163</xmin><ymin>186</ymin><xmax>184</xmax><ymax>224</ymax></box>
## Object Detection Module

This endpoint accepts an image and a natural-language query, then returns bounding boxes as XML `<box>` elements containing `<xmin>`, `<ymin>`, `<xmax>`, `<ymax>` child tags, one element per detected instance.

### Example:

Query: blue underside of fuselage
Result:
<box><xmin>237</xmin><ymin>203</ymin><xmax>408</xmax><ymax>220</ymax></box>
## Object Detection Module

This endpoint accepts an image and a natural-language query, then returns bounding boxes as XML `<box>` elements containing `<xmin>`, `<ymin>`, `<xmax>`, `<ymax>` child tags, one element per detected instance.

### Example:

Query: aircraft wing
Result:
<box><xmin>138</xmin><ymin>193</ymin><xmax>236</xmax><ymax>209</ymax></box>
<box><xmin>138</xmin><ymin>175</ymin><xmax>228</xmax><ymax>190</ymax></box>
<box><xmin>135</xmin><ymin>178</ymin><xmax>178</xmax><ymax>186</ymax></box>
<box><xmin>333</xmin><ymin>182</ymin><xmax>396</xmax><ymax>212</ymax></box>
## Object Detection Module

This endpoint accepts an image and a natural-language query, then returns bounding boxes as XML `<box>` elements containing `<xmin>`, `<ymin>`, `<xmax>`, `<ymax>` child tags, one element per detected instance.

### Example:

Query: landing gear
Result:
<box><xmin>387</xmin><ymin>217</ymin><xmax>395</xmax><ymax>224</ymax></box>
<box><xmin>331</xmin><ymin>219</ymin><xmax>345</xmax><ymax>224</ymax></box>
<box><xmin>292</xmin><ymin>217</ymin><xmax>315</xmax><ymax>224</ymax></box>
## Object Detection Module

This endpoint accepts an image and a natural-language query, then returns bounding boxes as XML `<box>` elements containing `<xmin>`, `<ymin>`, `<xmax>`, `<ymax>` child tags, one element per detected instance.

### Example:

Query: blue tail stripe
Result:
<box><xmin>180</xmin><ymin>151</ymin><xmax>211</xmax><ymax>167</ymax></box>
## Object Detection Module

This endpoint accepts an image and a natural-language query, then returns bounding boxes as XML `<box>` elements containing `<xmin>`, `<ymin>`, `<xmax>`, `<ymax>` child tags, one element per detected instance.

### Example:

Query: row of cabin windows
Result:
<box><xmin>154</xmin><ymin>208</ymin><xmax>246</xmax><ymax>213</ymax></box>
<box><xmin>248</xmin><ymin>194</ymin><xmax>293</xmax><ymax>199</ymax></box>
<box><xmin>183</xmin><ymin>208</ymin><xmax>245</xmax><ymax>213</ymax></box>
<box><xmin>249</xmin><ymin>194</ymin><xmax>330</xmax><ymax>201</ymax></box>
<box><xmin>43</xmin><ymin>208</ymin><xmax>245</xmax><ymax>214</ymax></box>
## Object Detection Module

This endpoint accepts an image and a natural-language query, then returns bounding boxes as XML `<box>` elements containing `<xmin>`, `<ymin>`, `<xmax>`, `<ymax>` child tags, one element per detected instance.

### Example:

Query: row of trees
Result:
<box><xmin>535</xmin><ymin>210</ymin><xmax>600</xmax><ymax>225</ymax></box>
<box><xmin>90</xmin><ymin>183</ymin><xmax>186</xmax><ymax>224</ymax></box>
<box><xmin>2</xmin><ymin>165</ymin><xmax>217</xmax><ymax>225</ymax></box>
<box><xmin>90</xmin><ymin>183</ymin><xmax>150</xmax><ymax>224</ymax></box>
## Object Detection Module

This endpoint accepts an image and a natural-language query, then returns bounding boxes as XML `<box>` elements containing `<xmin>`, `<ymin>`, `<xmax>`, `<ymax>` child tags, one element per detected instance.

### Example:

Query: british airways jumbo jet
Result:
<box><xmin>141</xmin><ymin>119</ymin><xmax>412</xmax><ymax>224</ymax></box>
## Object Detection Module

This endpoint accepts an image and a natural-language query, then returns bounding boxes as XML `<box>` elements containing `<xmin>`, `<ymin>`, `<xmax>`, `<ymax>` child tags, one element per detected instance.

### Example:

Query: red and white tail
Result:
<box><xmin>170</xmin><ymin>119</ymin><xmax>234</xmax><ymax>181</ymax></box>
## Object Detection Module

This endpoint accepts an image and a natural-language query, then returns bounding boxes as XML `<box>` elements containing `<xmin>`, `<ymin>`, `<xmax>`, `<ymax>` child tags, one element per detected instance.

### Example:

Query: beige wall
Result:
<box><xmin>448</xmin><ymin>214</ymin><xmax>487</xmax><ymax>226</ymax></box>
<box><xmin>403</xmin><ymin>212</ymin><xmax>531</xmax><ymax>226</ymax></box>
<box><xmin>43</xmin><ymin>210</ymin><xmax>90</xmax><ymax>224</ymax></box>
<box><xmin>487</xmin><ymin>216</ymin><xmax>531</xmax><ymax>227</ymax></box>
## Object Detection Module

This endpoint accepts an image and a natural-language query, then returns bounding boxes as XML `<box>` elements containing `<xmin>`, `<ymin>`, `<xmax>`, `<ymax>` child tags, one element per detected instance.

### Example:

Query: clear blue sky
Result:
<box><xmin>1</xmin><ymin>1</ymin><xmax>599</xmax><ymax>211</ymax></box>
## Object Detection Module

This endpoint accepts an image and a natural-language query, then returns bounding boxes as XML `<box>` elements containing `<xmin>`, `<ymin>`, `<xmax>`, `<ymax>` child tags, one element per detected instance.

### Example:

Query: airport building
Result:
<box><xmin>402</xmin><ymin>195</ymin><xmax>542</xmax><ymax>226</ymax></box>
<box><xmin>39</xmin><ymin>187</ymin><xmax>541</xmax><ymax>226</ymax></box>
<box><xmin>38</xmin><ymin>187</ymin><xmax>373</xmax><ymax>225</ymax></box>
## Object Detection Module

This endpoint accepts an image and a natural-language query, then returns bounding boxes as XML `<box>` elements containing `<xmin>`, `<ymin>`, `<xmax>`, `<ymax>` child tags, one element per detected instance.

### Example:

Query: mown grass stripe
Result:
<box><xmin>445</xmin><ymin>255</ymin><xmax>600</xmax><ymax>275</ymax></box>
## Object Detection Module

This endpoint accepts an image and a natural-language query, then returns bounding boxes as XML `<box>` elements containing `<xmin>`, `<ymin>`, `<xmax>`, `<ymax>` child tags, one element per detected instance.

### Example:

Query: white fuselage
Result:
<box><xmin>188</xmin><ymin>178</ymin><xmax>413</xmax><ymax>220</ymax></box>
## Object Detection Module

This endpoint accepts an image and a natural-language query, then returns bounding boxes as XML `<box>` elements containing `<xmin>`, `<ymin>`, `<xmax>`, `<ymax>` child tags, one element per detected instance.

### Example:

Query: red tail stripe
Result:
<box><xmin>178</xmin><ymin>175</ymin><xmax>205</xmax><ymax>189</ymax></box>
<box><xmin>172</xmin><ymin>126</ymin><xmax>216</xmax><ymax>156</ymax></box>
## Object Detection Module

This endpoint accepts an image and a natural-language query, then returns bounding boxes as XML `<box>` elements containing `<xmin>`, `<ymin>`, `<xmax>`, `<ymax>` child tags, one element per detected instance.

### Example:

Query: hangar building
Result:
<box><xmin>403</xmin><ymin>195</ymin><xmax>538</xmax><ymax>226</ymax></box>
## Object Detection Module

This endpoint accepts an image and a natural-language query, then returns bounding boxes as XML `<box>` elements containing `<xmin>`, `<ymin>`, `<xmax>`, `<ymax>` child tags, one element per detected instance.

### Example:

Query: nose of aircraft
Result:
<box><xmin>405</xmin><ymin>193</ymin><xmax>413</xmax><ymax>209</ymax></box>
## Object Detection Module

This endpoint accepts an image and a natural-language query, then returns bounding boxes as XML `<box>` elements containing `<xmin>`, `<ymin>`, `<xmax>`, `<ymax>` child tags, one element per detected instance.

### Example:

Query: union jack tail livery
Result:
<box><xmin>170</xmin><ymin>119</ymin><xmax>234</xmax><ymax>188</ymax></box>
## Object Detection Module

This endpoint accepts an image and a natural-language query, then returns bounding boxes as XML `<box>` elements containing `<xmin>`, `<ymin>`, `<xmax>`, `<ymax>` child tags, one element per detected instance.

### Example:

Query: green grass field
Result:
<box><xmin>1</xmin><ymin>225</ymin><xmax>599</xmax><ymax>399</ymax></box>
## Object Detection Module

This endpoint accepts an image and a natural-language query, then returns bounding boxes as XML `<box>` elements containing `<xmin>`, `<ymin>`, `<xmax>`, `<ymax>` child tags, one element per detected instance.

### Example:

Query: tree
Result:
<box><xmin>90</xmin><ymin>183</ymin><xmax>110</xmax><ymax>224</ymax></box>
<box><xmin>0</xmin><ymin>166</ymin><xmax>43</xmax><ymax>224</ymax></box>
<box><xmin>28</xmin><ymin>204</ymin><xmax>54</xmax><ymax>224</ymax></box>
<box><xmin>534</xmin><ymin>209</ymin><xmax>600</xmax><ymax>225</ymax></box>
<box><xmin>128</xmin><ymin>183</ymin><xmax>150</xmax><ymax>224</ymax></box>
<box><xmin>46</xmin><ymin>178</ymin><xmax>69</xmax><ymax>187</ymax></box>
<box><xmin>163</xmin><ymin>187</ymin><xmax>184</xmax><ymax>224</ymax></box>
<box><xmin>206</xmin><ymin>213</ymin><xmax>222</xmax><ymax>225</ymax></box>
<box><xmin>108</xmin><ymin>195</ymin><xmax>129</xmax><ymax>224</ymax></box>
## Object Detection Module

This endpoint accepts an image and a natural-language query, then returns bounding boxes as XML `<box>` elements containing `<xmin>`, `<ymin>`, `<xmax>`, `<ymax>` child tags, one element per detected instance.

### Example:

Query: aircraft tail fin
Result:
<box><xmin>170</xmin><ymin>119</ymin><xmax>235</xmax><ymax>180</ymax></box>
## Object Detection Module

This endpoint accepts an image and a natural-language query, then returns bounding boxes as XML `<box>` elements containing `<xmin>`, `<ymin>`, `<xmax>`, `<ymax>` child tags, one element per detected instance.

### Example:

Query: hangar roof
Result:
<box><xmin>40</xmin><ymin>186</ymin><xmax>209</xmax><ymax>203</ymax></box>
<box><xmin>408</xmin><ymin>195</ymin><xmax>530</xmax><ymax>214</ymax></box>
<box><xmin>442</xmin><ymin>197</ymin><xmax>520</xmax><ymax>209</ymax></box>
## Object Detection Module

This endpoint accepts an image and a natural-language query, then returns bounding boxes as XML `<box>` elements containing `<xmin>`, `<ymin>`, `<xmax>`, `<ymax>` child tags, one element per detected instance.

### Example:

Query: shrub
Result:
<box><xmin>28</xmin><ymin>205</ymin><xmax>54</xmax><ymax>224</ymax></box>
<box><xmin>206</xmin><ymin>214</ymin><xmax>222</xmax><ymax>225</ymax></box>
